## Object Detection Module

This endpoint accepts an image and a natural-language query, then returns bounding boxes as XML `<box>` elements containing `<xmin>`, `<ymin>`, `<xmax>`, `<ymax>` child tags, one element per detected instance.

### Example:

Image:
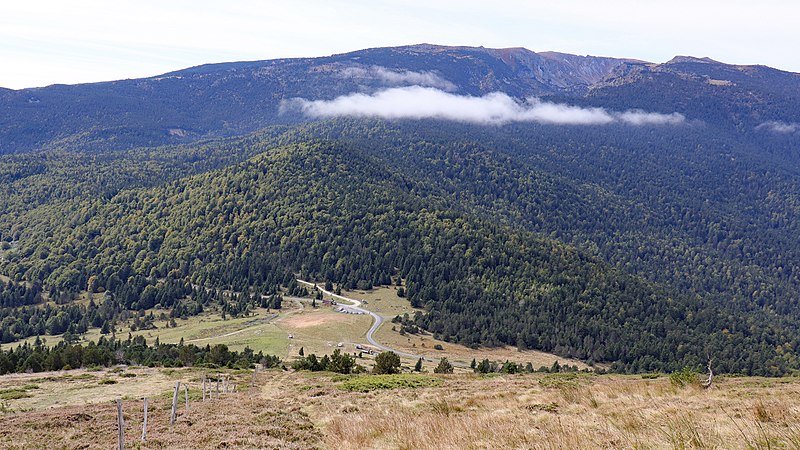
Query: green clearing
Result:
<box><xmin>337</xmin><ymin>374</ymin><xmax>443</xmax><ymax>392</ymax></box>
<box><xmin>339</xmin><ymin>284</ymin><xmax>421</xmax><ymax>319</ymax></box>
<box><xmin>6</xmin><ymin>307</ymin><xmax>291</xmax><ymax>356</ymax></box>
<box><xmin>279</xmin><ymin>306</ymin><xmax>372</xmax><ymax>359</ymax></box>
<box><xmin>0</xmin><ymin>388</ymin><xmax>32</xmax><ymax>400</ymax></box>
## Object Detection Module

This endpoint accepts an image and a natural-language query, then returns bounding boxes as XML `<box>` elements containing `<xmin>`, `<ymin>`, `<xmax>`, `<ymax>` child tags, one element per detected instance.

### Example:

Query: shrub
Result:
<box><xmin>0</xmin><ymin>389</ymin><xmax>31</xmax><ymax>400</ymax></box>
<box><xmin>431</xmin><ymin>398</ymin><xmax>462</xmax><ymax>416</ymax></box>
<box><xmin>434</xmin><ymin>358</ymin><xmax>454</xmax><ymax>374</ymax></box>
<box><xmin>669</xmin><ymin>367</ymin><xmax>700</xmax><ymax>387</ymax></box>
<box><xmin>292</xmin><ymin>350</ymin><xmax>356</xmax><ymax>374</ymax></box>
<box><xmin>501</xmin><ymin>361</ymin><xmax>520</xmax><ymax>374</ymax></box>
<box><xmin>339</xmin><ymin>374</ymin><xmax>442</xmax><ymax>392</ymax></box>
<box><xmin>474</xmin><ymin>359</ymin><xmax>496</xmax><ymax>374</ymax></box>
<box><xmin>373</xmin><ymin>351</ymin><xmax>401</xmax><ymax>375</ymax></box>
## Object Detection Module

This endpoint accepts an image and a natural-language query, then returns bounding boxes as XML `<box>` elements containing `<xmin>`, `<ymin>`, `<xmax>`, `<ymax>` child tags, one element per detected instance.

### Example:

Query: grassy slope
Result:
<box><xmin>0</xmin><ymin>368</ymin><xmax>798</xmax><ymax>449</ymax></box>
<box><xmin>0</xmin><ymin>367</ymin><xmax>320</xmax><ymax>449</ymax></box>
<box><xmin>7</xmin><ymin>307</ymin><xmax>290</xmax><ymax>355</ymax></box>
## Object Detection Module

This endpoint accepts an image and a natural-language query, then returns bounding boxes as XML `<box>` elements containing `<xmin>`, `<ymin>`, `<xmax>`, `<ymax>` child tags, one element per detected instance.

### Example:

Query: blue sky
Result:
<box><xmin>1</xmin><ymin>0</ymin><xmax>797</xmax><ymax>89</ymax></box>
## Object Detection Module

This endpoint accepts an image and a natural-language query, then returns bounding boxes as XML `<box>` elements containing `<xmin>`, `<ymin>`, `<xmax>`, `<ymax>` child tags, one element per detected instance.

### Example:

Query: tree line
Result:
<box><xmin>0</xmin><ymin>335</ymin><xmax>280</xmax><ymax>375</ymax></box>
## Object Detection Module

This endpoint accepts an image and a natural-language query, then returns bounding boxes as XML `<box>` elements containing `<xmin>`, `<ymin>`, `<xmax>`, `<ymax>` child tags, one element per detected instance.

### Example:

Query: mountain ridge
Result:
<box><xmin>2</xmin><ymin>43</ymin><xmax>798</xmax><ymax>154</ymax></box>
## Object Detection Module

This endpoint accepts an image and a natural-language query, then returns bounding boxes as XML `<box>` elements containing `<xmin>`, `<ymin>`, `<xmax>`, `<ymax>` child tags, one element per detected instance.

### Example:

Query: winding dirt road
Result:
<box><xmin>297</xmin><ymin>280</ymin><xmax>467</xmax><ymax>367</ymax></box>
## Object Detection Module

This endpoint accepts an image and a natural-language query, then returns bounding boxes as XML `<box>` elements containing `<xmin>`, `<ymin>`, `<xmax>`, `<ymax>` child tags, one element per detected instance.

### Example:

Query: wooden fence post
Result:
<box><xmin>251</xmin><ymin>366</ymin><xmax>257</xmax><ymax>387</ymax></box>
<box><xmin>117</xmin><ymin>399</ymin><xmax>125</xmax><ymax>450</ymax></box>
<box><xmin>141</xmin><ymin>397</ymin><xmax>148</xmax><ymax>442</ymax></box>
<box><xmin>170</xmin><ymin>381</ymin><xmax>180</xmax><ymax>425</ymax></box>
<box><xmin>183</xmin><ymin>383</ymin><xmax>190</xmax><ymax>412</ymax></box>
<box><xmin>216</xmin><ymin>375</ymin><xmax>220</xmax><ymax>397</ymax></box>
<box><xmin>202</xmin><ymin>377</ymin><xmax>206</xmax><ymax>402</ymax></box>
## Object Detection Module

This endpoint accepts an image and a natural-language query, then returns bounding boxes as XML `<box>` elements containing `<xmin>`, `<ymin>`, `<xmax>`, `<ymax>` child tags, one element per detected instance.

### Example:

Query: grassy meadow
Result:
<box><xmin>0</xmin><ymin>367</ymin><xmax>798</xmax><ymax>449</ymax></box>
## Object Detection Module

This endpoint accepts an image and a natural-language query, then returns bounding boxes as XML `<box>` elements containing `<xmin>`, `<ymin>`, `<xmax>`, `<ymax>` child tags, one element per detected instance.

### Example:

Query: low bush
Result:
<box><xmin>669</xmin><ymin>367</ymin><xmax>701</xmax><ymax>387</ymax></box>
<box><xmin>339</xmin><ymin>374</ymin><xmax>442</xmax><ymax>392</ymax></box>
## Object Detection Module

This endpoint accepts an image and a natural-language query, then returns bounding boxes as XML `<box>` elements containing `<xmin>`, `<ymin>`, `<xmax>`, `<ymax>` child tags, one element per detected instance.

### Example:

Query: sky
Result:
<box><xmin>1</xmin><ymin>0</ymin><xmax>798</xmax><ymax>89</ymax></box>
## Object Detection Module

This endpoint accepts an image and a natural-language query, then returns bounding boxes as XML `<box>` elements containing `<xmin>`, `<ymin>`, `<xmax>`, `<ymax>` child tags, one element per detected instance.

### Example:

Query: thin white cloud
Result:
<box><xmin>617</xmin><ymin>110</ymin><xmax>685</xmax><ymax>125</ymax></box>
<box><xmin>283</xmin><ymin>86</ymin><xmax>685</xmax><ymax>126</ymax></box>
<box><xmin>339</xmin><ymin>66</ymin><xmax>456</xmax><ymax>91</ymax></box>
<box><xmin>756</xmin><ymin>121</ymin><xmax>800</xmax><ymax>134</ymax></box>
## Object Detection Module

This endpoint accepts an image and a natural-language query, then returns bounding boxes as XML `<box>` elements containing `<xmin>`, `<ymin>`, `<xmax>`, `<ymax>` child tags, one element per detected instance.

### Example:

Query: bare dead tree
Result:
<box><xmin>702</xmin><ymin>358</ymin><xmax>713</xmax><ymax>389</ymax></box>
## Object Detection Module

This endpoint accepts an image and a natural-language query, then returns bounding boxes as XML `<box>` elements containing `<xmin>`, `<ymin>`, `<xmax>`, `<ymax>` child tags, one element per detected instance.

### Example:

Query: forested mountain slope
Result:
<box><xmin>1</xmin><ymin>125</ymin><xmax>798</xmax><ymax>374</ymax></box>
<box><xmin>304</xmin><ymin>121</ymin><xmax>800</xmax><ymax>313</ymax></box>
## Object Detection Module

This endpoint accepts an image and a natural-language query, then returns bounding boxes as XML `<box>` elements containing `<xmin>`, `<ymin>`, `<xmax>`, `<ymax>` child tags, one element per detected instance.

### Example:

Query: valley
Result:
<box><xmin>5</xmin><ymin>282</ymin><xmax>580</xmax><ymax>372</ymax></box>
<box><xmin>1</xmin><ymin>40</ymin><xmax>800</xmax><ymax>448</ymax></box>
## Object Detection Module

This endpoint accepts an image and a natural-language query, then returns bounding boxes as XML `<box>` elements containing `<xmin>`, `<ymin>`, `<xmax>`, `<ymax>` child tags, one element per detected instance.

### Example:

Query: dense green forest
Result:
<box><xmin>305</xmin><ymin>121</ymin><xmax>800</xmax><ymax>317</ymax></box>
<box><xmin>1</xmin><ymin>120</ymin><xmax>799</xmax><ymax>375</ymax></box>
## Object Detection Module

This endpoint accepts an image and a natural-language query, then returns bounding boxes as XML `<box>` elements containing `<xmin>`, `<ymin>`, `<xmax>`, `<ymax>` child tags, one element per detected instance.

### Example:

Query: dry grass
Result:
<box><xmin>0</xmin><ymin>367</ymin><xmax>195</xmax><ymax>411</ymax></box>
<box><xmin>2</xmin><ymin>368</ymin><xmax>800</xmax><ymax>449</ymax></box>
<box><xmin>260</xmin><ymin>372</ymin><xmax>800</xmax><ymax>450</ymax></box>
<box><xmin>373</xmin><ymin>325</ymin><xmax>589</xmax><ymax>370</ymax></box>
<box><xmin>0</xmin><ymin>387</ymin><xmax>320</xmax><ymax>449</ymax></box>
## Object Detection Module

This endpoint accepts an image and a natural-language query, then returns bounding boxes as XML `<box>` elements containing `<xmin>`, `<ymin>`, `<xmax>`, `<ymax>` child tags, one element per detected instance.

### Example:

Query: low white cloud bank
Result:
<box><xmin>339</xmin><ymin>66</ymin><xmax>456</xmax><ymax>91</ymax></box>
<box><xmin>283</xmin><ymin>86</ymin><xmax>685</xmax><ymax>126</ymax></box>
<box><xmin>756</xmin><ymin>121</ymin><xmax>800</xmax><ymax>134</ymax></box>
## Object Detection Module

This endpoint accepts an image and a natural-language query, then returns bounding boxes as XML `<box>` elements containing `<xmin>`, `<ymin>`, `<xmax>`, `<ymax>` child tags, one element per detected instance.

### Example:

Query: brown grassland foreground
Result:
<box><xmin>0</xmin><ymin>366</ymin><xmax>799</xmax><ymax>449</ymax></box>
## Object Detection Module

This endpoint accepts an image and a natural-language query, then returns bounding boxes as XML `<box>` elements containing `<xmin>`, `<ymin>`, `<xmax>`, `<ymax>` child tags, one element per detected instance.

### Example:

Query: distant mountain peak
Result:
<box><xmin>538</xmin><ymin>51</ymin><xmax>649</xmax><ymax>64</ymax></box>
<box><xmin>666</xmin><ymin>56</ymin><xmax>724</xmax><ymax>65</ymax></box>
